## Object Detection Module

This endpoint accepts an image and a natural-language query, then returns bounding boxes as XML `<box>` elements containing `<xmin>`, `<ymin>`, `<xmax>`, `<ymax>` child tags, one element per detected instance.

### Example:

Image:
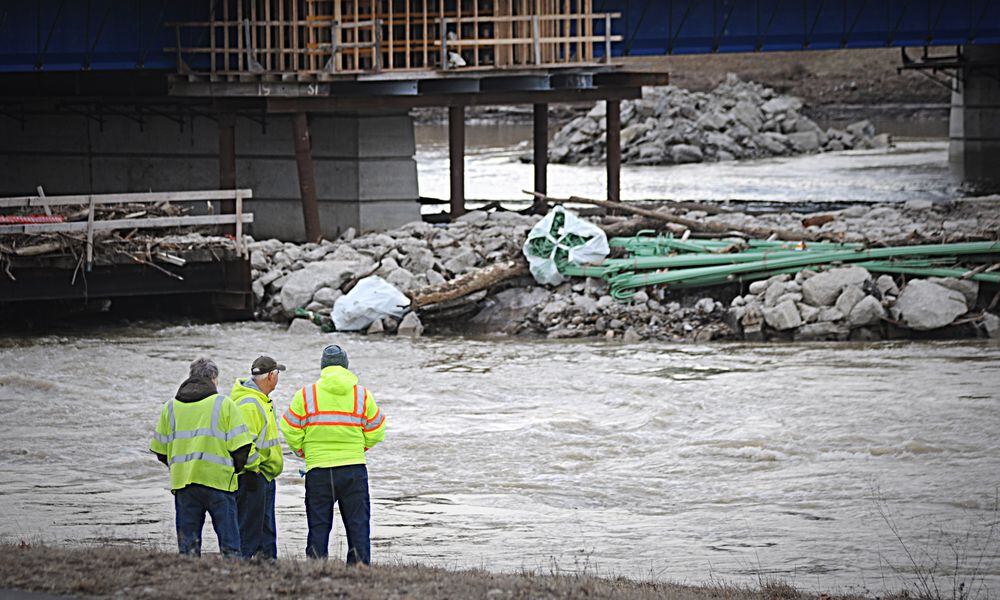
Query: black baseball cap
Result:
<box><xmin>251</xmin><ymin>356</ymin><xmax>286</xmax><ymax>375</ymax></box>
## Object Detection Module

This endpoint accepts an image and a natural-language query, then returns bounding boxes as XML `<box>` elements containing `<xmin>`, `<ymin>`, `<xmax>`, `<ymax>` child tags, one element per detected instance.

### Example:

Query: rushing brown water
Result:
<box><xmin>1</xmin><ymin>323</ymin><xmax>997</xmax><ymax>594</ymax></box>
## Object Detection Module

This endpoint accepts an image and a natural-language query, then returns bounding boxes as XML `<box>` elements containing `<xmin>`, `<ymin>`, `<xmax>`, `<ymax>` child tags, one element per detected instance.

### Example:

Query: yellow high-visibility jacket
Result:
<box><xmin>230</xmin><ymin>378</ymin><xmax>285</xmax><ymax>482</ymax></box>
<box><xmin>279</xmin><ymin>365</ymin><xmax>386</xmax><ymax>472</ymax></box>
<box><xmin>150</xmin><ymin>393</ymin><xmax>253</xmax><ymax>492</ymax></box>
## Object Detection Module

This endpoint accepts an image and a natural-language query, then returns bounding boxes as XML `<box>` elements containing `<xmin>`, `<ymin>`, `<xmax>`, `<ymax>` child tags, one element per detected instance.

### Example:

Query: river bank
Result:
<box><xmin>0</xmin><ymin>544</ymin><xmax>881</xmax><ymax>600</ymax></box>
<box><xmin>249</xmin><ymin>197</ymin><xmax>999</xmax><ymax>343</ymax></box>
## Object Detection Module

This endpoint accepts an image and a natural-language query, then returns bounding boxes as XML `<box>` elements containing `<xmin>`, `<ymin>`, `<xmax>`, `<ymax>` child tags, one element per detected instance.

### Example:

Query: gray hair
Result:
<box><xmin>189</xmin><ymin>357</ymin><xmax>219</xmax><ymax>381</ymax></box>
<box><xmin>252</xmin><ymin>371</ymin><xmax>273</xmax><ymax>384</ymax></box>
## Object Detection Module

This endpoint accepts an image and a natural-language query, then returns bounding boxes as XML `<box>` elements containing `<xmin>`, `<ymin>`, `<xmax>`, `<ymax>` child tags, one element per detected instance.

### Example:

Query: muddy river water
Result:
<box><xmin>1</xmin><ymin>324</ymin><xmax>998</xmax><ymax>593</ymax></box>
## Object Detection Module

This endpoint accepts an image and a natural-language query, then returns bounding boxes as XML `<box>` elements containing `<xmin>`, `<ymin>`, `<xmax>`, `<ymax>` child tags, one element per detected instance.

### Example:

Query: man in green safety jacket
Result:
<box><xmin>230</xmin><ymin>355</ymin><xmax>286</xmax><ymax>559</ymax></box>
<box><xmin>280</xmin><ymin>344</ymin><xmax>386</xmax><ymax>565</ymax></box>
<box><xmin>150</xmin><ymin>358</ymin><xmax>254</xmax><ymax>557</ymax></box>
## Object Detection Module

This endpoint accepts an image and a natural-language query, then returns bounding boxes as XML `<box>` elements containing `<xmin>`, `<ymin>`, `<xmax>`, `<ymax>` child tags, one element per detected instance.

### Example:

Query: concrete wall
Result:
<box><xmin>0</xmin><ymin>109</ymin><xmax>421</xmax><ymax>241</ymax></box>
<box><xmin>949</xmin><ymin>45</ymin><xmax>1000</xmax><ymax>192</ymax></box>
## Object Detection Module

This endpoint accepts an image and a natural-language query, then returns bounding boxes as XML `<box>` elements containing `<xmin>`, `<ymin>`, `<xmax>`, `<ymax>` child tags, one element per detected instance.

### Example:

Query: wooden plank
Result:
<box><xmin>0</xmin><ymin>189</ymin><xmax>254</xmax><ymax>209</ymax></box>
<box><xmin>389</xmin><ymin>0</ymin><xmax>394</xmax><ymax>69</ymax></box>
<box><xmin>210</xmin><ymin>0</ymin><xmax>216</xmax><ymax>74</ymax></box>
<box><xmin>0</xmin><ymin>214</ymin><xmax>255</xmax><ymax>235</ymax></box>
<box><xmin>235</xmin><ymin>192</ymin><xmax>244</xmax><ymax>255</ymax></box>
<box><xmin>472</xmin><ymin>0</ymin><xmax>478</xmax><ymax>66</ymax></box>
<box><xmin>264</xmin><ymin>0</ymin><xmax>272</xmax><ymax>71</ymax></box>
<box><xmin>405</xmin><ymin>0</ymin><xmax>411</xmax><ymax>68</ymax></box>
<box><xmin>224</xmin><ymin>0</ymin><xmax>231</xmax><ymax>73</ymax></box>
<box><xmin>237</xmin><ymin>0</ymin><xmax>245</xmax><ymax>71</ymax></box>
<box><xmin>278</xmin><ymin>0</ymin><xmax>286</xmax><ymax>71</ymax></box>
<box><xmin>85</xmin><ymin>195</ymin><xmax>96</xmax><ymax>269</ymax></box>
<box><xmin>292</xmin><ymin>0</ymin><xmax>299</xmax><ymax>71</ymax></box>
<box><xmin>423</xmin><ymin>0</ymin><xmax>428</xmax><ymax>67</ymax></box>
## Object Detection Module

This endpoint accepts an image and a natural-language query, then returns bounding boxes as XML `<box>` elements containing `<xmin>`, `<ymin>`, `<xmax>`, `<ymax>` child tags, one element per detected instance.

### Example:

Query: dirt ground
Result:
<box><xmin>415</xmin><ymin>48</ymin><xmax>949</xmax><ymax>124</ymax></box>
<box><xmin>0</xmin><ymin>543</ymin><xmax>881</xmax><ymax>600</ymax></box>
<box><xmin>623</xmin><ymin>47</ymin><xmax>949</xmax><ymax>107</ymax></box>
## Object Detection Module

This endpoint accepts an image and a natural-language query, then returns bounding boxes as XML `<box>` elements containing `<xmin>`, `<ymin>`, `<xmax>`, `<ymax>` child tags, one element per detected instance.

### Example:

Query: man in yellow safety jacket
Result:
<box><xmin>231</xmin><ymin>355</ymin><xmax>286</xmax><ymax>559</ymax></box>
<box><xmin>150</xmin><ymin>358</ymin><xmax>254</xmax><ymax>557</ymax></box>
<box><xmin>279</xmin><ymin>344</ymin><xmax>386</xmax><ymax>564</ymax></box>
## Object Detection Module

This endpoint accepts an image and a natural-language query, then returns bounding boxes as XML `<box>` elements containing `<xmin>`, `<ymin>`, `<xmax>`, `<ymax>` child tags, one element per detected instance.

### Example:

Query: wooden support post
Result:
<box><xmin>449</xmin><ymin>105</ymin><xmax>466</xmax><ymax>219</ymax></box>
<box><xmin>532</xmin><ymin>103</ymin><xmax>548</xmax><ymax>212</ymax></box>
<box><xmin>218</xmin><ymin>113</ymin><xmax>236</xmax><ymax>235</ymax></box>
<box><xmin>606</xmin><ymin>99</ymin><xmax>621</xmax><ymax>203</ymax></box>
<box><xmin>85</xmin><ymin>194</ymin><xmax>95</xmax><ymax>272</ymax></box>
<box><xmin>293</xmin><ymin>112</ymin><xmax>322</xmax><ymax>242</ymax></box>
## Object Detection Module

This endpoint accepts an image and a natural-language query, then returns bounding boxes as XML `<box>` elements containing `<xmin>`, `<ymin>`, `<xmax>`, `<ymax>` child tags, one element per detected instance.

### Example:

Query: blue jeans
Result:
<box><xmin>304</xmin><ymin>464</ymin><xmax>370</xmax><ymax>564</ymax></box>
<box><xmin>174</xmin><ymin>484</ymin><xmax>241</xmax><ymax>557</ymax></box>
<box><xmin>236</xmin><ymin>472</ymin><xmax>277</xmax><ymax>559</ymax></box>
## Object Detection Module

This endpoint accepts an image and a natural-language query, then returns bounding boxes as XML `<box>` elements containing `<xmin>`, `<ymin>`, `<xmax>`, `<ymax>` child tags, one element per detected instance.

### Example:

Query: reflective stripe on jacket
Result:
<box><xmin>149</xmin><ymin>393</ymin><xmax>254</xmax><ymax>492</ymax></box>
<box><xmin>279</xmin><ymin>365</ymin><xmax>386</xmax><ymax>472</ymax></box>
<box><xmin>230</xmin><ymin>378</ymin><xmax>285</xmax><ymax>482</ymax></box>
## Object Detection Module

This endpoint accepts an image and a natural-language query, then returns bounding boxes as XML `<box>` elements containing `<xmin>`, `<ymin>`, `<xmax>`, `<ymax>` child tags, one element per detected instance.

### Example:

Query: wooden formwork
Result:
<box><xmin>167</xmin><ymin>0</ymin><xmax>620</xmax><ymax>77</ymax></box>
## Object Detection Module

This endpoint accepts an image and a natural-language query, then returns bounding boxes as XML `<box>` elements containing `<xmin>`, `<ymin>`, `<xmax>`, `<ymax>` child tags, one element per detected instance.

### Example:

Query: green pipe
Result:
<box><xmin>608</xmin><ymin>241</ymin><xmax>1000</xmax><ymax>296</ymax></box>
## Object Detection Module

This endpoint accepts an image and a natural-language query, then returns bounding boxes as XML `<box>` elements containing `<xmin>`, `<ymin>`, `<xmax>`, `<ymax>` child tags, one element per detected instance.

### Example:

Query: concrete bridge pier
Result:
<box><xmin>950</xmin><ymin>45</ymin><xmax>1000</xmax><ymax>192</ymax></box>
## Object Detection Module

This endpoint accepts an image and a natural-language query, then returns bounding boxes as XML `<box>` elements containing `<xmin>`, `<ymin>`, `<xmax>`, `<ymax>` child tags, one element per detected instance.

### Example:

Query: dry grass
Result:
<box><xmin>0</xmin><ymin>542</ymin><xmax>875</xmax><ymax>600</ymax></box>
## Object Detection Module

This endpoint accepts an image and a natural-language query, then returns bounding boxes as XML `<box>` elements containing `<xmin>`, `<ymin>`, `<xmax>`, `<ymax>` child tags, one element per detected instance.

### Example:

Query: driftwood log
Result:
<box><xmin>527</xmin><ymin>192</ymin><xmax>830</xmax><ymax>242</ymax></box>
<box><xmin>409</xmin><ymin>259</ymin><xmax>529</xmax><ymax>308</ymax></box>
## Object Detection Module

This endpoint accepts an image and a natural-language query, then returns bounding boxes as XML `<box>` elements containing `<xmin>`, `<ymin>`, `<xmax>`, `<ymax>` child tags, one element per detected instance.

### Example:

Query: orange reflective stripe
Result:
<box><xmin>282</xmin><ymin>413</ymin><xmax>304</xmax><ymax>429</ymax></box>
<box><xmin>312</xmin><ymin>384</ymin><xmax>320</xmax><ymax>415</ymax></box>
<box><xmin>364</xmin><ymin>409</ymin><xmax>385</xmax><ymax>432</ymax></box>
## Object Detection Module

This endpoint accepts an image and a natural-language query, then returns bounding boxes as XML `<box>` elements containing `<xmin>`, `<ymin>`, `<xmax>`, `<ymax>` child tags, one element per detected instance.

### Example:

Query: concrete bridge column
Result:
<box><xmin>950</xmin><ymin>45</ymin><xmax>1000</xmax><ymax>192</ymax></box>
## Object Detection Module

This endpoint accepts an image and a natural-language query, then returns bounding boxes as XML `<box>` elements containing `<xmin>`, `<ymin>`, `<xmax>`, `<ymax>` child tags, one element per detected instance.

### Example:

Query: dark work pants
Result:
<box><xmin>236</xmin><ymin>472</ymin><xmax>277</xmax><ymax>559</ymax></box>
<box><xmin>174</xmin><ymin>484</ymin><xmax>240</xmax><ymax>557</ymax></box>
<box><xmin>304</xmin><ymin>464</ymin><xmax>371</xmax><ymax>564</ymax></box>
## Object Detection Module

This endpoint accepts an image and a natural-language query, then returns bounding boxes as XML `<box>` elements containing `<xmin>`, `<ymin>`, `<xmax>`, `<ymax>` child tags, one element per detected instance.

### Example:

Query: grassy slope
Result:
<box><xmin>0</xmin><ymin>543</ymin><xmax>870</xmax><ymax>600</ymax></box>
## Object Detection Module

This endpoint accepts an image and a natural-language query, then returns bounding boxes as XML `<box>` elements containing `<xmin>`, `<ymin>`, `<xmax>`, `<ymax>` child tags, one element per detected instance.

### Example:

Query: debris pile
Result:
<box><xmin>544</xmin><ymin>75</ymin><xmax>889</xmax><ymax>166</ymax></box>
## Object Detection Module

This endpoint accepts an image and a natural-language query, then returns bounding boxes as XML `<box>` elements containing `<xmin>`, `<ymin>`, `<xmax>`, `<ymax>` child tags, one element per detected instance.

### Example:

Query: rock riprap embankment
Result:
<box><xmin>727</xmin><ymin>267</ymin><xmax>997</xmax><ymax>341</ymax></box>
<box><xmin>543</xmin><ymin>75</ymin><xmax>888</xmax><ymax>166</ymax></box>
<box><xmin>246</xmin><ymin>199</ymin><xmax>998</xmax><ymax>342</ymax></box>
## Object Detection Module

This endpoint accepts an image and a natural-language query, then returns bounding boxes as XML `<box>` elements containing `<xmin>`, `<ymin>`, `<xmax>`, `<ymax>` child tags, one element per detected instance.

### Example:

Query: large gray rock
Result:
<box><xmin>279</xmin><ymin>260</ymin><xmax>368</xmax><ymax>314</ymax></box>
<box><xmin>761</xmin><ymin>95</ymin><xmax>803</xmax><ymax>114</ymax></box>
<box><xmin>287</xmin><ymin>318</ymin><xmax>321</xmax><ymax>335</ymax></box>
<box><xmin>875</xmin><ymin>274</ymin><xmax>899</xmax><ymax>297</ymax></box>
<box><xmin>927</xmin><ymin>277</ymin><xmax>979</xmax><ymax>308</ymax></box>
<box><xmin>982</xmin><ymin>313</ymin><xmax>1000</xmax><ymax>338</ymax></box>
<box><xmin>670</xmin><ymin>144</ymin><xmax>704</xmax><ymax>163</ymax></box>
<box><xmin>795</xmin><ymin>322</ymin><xmax>846</xmax><ymax>341</ymax></box>
<box><xmin>835</xmin><ymin>286</ymin><xmax>866</xmax><ymax>317</ymax></box>
<box><xmin>894</xmin><ymin>280</ymin><xmax>968</xmax><ymax>330</ymax></box>
<box><xmin>762</xmin><ymin>299</ymin><xmax>802</xmax><ymax>330</ymax></box>
<box><xmin>397</xmin><ymin>311</ymin><xmax>425</xmax><ymax>337</ymax></box>
<box><xmin>385</xmin><ymin>267</ymin><xmax>416</xmax><ymax>291</ymax></box>
<box><xmin>847</xmin><ymin>295</ymin><xmax>885</xmax><ymax>328</ymax></box>
<box><xmin>787</xmin><ymin>131</ymin><xmax>820</xmax><ymax>152</ymax></box>
<box><xmin>443</xmin><ymin>249</ymin><xmax>479</xmax><ymax>274</ymax></box>
<box><xmin>802</xmin><ymin>267</ymin><xmax>871</xmax><ymax>306</ymax></box>
<box><xmin>469</xmin><ymin>287</ymin><xmax>552</xmax><ymax>330</ymax></box>
<box><xmin>313</xmin><ymin>287</ymin><xmax>343</xmax><ymax>308</ymax></box>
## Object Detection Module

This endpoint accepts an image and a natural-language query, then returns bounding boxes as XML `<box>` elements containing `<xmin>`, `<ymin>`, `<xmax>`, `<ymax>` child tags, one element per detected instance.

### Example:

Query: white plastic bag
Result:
<box><xmin>521</xmin><ymin>205</ymin><xmax>610</xmax><ymax>285</ymax></box>
<box><xmin>331</xmin><ymin>275</ymin><xmax>411</xmax><ymax>331</ymax></box>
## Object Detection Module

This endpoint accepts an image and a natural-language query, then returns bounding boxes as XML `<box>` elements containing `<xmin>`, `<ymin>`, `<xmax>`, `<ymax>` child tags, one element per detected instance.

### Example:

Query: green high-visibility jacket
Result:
<box><xmin>150</xmin><ymin>392</ymin><xmax>254</xmax><ymax>492</ymax></box>
<box><xmin>279</xmin><ymin>365</ymin><xmax>386</xmax><ymax>472</ymax></box>
<box><xmin>230</xmin><ymin>378</ymin><xmax>284</xmax><ymax>482</ymax></box>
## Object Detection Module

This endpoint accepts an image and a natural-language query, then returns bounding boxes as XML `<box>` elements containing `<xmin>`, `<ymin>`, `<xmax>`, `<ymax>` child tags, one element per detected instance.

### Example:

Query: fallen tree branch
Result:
<box><xmin>526</xmin><ymin>191</ymin><xmax>827</xmax><ymax>242</ymax></box>
<box><xmin>409</xmin><ymin>259</ymin><xmax>529</xmax><ymax>308</ymax></box>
